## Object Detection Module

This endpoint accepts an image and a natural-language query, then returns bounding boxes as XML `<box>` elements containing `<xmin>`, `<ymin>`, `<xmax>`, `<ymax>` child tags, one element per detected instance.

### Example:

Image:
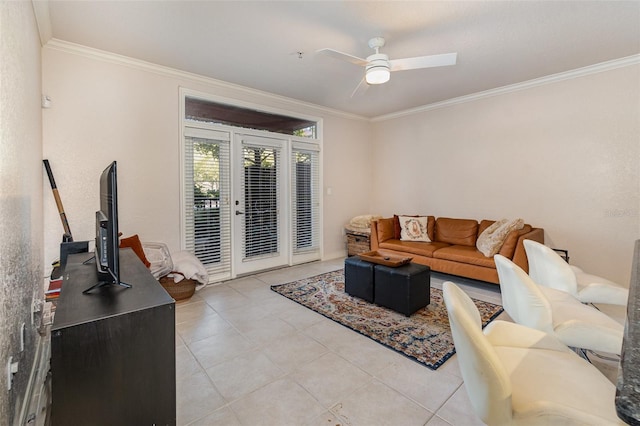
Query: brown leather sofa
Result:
<box><xmin>370</xmin><ymin>216</ymin><xmax>544</xmax><ymax>284</ymax></box>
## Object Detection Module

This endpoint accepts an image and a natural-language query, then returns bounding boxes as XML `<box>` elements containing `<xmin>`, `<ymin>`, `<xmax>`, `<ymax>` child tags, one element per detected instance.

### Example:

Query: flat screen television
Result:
<box><xmin>84</xmin><ymin>161</ymin><xmax>131</xmax><ymax>293</ymax></box>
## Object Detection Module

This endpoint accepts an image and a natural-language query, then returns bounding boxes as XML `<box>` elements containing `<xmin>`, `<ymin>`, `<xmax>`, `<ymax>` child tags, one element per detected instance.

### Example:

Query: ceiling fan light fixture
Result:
<box><xmin>365</xmin><ymin>53</ymin><xmax>391</xmax><ymax>85</ymax></box>
<box><xmin>366</xmin><ymin>66</ymin><xmax>390</xmax><ymax>84</ymax></box>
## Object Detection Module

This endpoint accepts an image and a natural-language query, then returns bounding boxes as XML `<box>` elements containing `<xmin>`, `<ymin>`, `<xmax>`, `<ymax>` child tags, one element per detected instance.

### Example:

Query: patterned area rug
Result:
<box><xmin>271</xmin><ymin>269</ymin><xmax>503</xmax><ymax>370</ymax></box>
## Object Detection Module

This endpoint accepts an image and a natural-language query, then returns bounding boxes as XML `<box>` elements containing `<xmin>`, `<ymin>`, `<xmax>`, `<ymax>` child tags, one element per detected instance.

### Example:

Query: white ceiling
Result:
<box><xmin>42</xmin><ymin>1</ymin><xmax>640</xmax><ymax>118</ymax></box>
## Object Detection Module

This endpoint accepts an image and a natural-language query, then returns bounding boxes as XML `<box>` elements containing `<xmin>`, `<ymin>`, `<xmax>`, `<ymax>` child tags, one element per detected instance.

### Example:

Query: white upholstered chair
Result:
<box><xmin>524</xmin><ymin>239</ymin><xmax>628</xmax><ymax>306</ymax></box>
<box><xmin>494</xmin><ymin>254</ymin><xmax>623</xmax><ymax>355</ymax></box>
<box><xmin>442</xmin><ymin>281</ymin><xmax>623</xmax><ymax>425</ymax></box>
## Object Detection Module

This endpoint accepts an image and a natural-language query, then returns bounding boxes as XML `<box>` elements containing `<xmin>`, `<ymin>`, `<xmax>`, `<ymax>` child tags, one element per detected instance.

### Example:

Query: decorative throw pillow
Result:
<box><xmin>476</xmin><ymin>218</ymin><xmax>525</xmax><ymax>257</ymax></box>
<box><xmin>499</xmin><ymin>224</ymin><xmax>532</xmax><ymax>258</ymax></box>
<box><xmin>119</xmin><ymin>234</ymin><xmax>151</xmax><ymax>268</ymax></box>
<box><xmin>393</xmin><ymin>214</ymin><xmax>404</xmax><ymax>239</ymax></box>
<box><xmin>398</xmin><ymin>216</ymin><xmax>431</xmax><ymax>242</ymax></box>
<box><xmin>394</xmin><ymin>214</ymin><xmax>428</xmax><ymax>239</ymax></box>
<box><xmin>376</xmin><ymin>217</ymin><xmax>396</xmax><ymax>243</ymax></box>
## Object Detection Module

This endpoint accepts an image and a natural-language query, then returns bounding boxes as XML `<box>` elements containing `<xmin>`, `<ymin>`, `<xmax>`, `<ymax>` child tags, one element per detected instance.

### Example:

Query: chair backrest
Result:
<box><xmin>494</xmin><ymin>254</ymin><xmax>554</xmax><ymax>334</ymax></box>
<box><xmin>523</xmin><ymin>239</ymin><xmax>578</xmax><ymax>295</ymax></box>
<box><xmin>443</xmin><ymin>282</ymin><xmax>513</xmax><ymax>425</ymax></box>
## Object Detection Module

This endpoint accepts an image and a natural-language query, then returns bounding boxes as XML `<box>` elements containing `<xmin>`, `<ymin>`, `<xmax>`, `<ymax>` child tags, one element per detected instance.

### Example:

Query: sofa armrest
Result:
<box><xmin>512</xmin><ymin>228</ymin><xmax>544</xmax><ymax>273</ymax></box>
<box><xmin>370</xmin><ymin>220</ymin><xmax>381</xmax><ymax>250</ymax></box>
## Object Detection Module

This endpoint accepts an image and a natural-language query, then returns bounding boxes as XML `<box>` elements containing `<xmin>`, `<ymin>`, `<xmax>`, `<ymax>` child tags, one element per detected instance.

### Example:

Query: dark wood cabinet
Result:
<box><xmin>51</xmin><ymin>248</ymin><xmax>176</xmax><ymax>426</ymax></box>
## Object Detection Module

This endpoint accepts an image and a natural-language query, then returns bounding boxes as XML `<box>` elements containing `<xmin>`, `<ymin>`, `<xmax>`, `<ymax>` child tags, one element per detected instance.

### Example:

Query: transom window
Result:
<box><xmin>185</xmin><ymin>97</ymin><xmax>316</xmax><ymax>138</ymax></box>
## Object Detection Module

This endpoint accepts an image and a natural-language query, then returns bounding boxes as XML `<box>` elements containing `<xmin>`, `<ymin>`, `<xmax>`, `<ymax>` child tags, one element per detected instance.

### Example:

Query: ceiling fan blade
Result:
<box><xmin>389</xmin><ymin>52</ymin><xmax>457</xmax><ymax>72</ymax></box>
<box><xmin>350</xmin><ymin>77</ymin><xmax>369</xmax><ymax>98</ymax></box>
<box><xmin>316</xmin><ymin>48</ymin><xmax>368</xmax><ymax>67</ymax></box>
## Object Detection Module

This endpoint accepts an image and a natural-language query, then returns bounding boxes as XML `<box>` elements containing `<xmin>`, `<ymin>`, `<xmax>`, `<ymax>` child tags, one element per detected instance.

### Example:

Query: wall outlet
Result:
<box><xmin>31</xmin><ymin>292</ymin><xmax>42</xmax><ymax>326</ymax></box>
<box><xmin>20</xmin><ymin>323</ymin><xmax>25</xmax><ymax>352</ymax></box>
<box><xmin>7</xmin><ymin>356</ymin><xmax>18</xmax><ymax>391</ymax></box>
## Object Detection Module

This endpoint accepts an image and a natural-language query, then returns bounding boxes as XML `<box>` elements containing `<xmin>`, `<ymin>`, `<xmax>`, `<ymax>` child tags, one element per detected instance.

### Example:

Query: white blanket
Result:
<box><xmin>349</xmin><ymin>214</ymin><xmax>381</xmax><ymax>229</ymax></box>
<box><xmin>169</xmin><ymin>250</ymin><xmax>209</xmax><ymax>289</ymax></box>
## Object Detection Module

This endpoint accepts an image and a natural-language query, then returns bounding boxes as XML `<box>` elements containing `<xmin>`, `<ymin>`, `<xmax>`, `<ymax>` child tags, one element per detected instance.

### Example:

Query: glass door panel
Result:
<box><xmin>233</xmin><ymin>134</ymin><xmax>288</xmax><ymax>275</ymax></box>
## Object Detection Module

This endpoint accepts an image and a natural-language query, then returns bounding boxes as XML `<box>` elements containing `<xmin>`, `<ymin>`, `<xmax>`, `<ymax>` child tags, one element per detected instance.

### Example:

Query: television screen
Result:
<box><xmin>84</xmin><ymin>161</ymin><xmax>130</xmax><ymax>293</ymax></box>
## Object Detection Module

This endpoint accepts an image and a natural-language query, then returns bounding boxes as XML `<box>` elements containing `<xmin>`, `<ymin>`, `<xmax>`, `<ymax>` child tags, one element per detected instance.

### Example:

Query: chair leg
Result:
<box><xmin>569</xmin><ymin>346</ymin><xmax>592</xmax><ymax>363</ymax></box>
<box><xmin>579</xmin><ymin>348</ymin><xmax>592</xmax><ymax>363</ymax></box>
<box><xmin>573</xmin><ymin>346</ymin><xmax>620</xmax><ymax>364</ymax></box>
<box><xmin>585</xmin><ymin>350</ymin><xmax>620</xmax><ymax>363</ymax></box>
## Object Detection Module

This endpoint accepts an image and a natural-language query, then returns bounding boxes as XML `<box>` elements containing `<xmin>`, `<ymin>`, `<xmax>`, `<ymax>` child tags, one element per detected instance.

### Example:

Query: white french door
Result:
<box><xmin>232</xmin><ymin>134</ymin><xmax>288</xmax><ymax>275</ymax></box>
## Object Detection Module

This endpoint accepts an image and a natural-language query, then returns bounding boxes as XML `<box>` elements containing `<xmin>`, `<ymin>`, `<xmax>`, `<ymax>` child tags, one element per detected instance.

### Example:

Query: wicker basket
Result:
<box><xmin>158</xmin><ymin>272</ymin><xmax>196</xmax><ymax>301</ymax></box>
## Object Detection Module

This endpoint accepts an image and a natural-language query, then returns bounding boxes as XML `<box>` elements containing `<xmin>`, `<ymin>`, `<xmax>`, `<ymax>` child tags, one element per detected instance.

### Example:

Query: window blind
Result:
<box><xmin>241</xmin><ymin>144</ymin><xmax>281</xmax><ymax>260</ymax></box>
<box><xmin>291</xmin><ymin>142</ymin><xmax>320</xmax><ymax>255</ymax></box>
<box><xmin>183</xmin><ymin>130</ymin><xmax>231</xmax><ymax>280</ymax></box>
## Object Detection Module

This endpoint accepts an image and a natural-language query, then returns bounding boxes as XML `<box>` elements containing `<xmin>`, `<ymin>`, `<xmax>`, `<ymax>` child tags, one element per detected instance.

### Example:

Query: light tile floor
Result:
<box><xmin>175</xmin><ymin>257</ymin><xmax>621</xmax><ymax>426</ymax></box>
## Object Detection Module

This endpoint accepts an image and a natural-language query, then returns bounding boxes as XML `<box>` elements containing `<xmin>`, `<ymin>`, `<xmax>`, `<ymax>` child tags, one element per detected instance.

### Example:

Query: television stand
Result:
<box><xmin>82</xmin><ymin>275</ymin><xmax>132</xmax><ymax>294</ymax></box>
<box><xmin>51</xmin><ymin>248</ymin><xmax>176</xmax><ymax>425</ymax></box>
<box><xmin>81</xmin><ymin>255</ymin><xmax>133</xmax><ymax>294</ymax></box>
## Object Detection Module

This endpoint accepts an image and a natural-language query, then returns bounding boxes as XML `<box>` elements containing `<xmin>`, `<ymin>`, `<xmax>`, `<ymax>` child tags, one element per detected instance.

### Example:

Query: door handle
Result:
<box><xmin>235</xmin><ymin>210</ymin><xmax>244</xmax><ymax>215</ymax></box>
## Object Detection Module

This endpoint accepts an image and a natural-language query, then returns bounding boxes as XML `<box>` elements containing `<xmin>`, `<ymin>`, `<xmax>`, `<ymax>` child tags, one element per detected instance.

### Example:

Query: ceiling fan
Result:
<box><xmin>317</xmin><ymin>37</ymin><xmax>457</xmax><ymax>96</ymax></box>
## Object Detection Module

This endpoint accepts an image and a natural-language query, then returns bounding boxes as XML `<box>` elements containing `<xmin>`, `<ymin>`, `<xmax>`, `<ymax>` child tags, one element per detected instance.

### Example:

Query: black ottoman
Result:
<box><xmin>374</xmin><ymin>263</ymin><xmax>430</xmax><ymax>316</ymax></box>
<box><xmin>344</xmin><ymin>257</ymin><xmax>375</xmax><ymax>303</ymax></box>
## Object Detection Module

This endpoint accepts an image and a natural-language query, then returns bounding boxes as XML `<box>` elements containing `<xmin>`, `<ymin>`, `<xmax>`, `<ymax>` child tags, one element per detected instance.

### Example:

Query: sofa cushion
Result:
<box><xmin>476</xmin><ymin>218</ymin><xmax>525</xmax><ymax>257</ymax></box>
<box><xmin>433</xmin><ymin>245</ymin><xmax>496</xmax><ymax>268</ymax></box>
<box><xmin>376</xmin><ymin>217</ymin><xmax>396</xmax><ymax>243</ymax></box>
<box><xmin>398</xmin><ymin>215</ymin><xmax>431</xmax><ymax>242</ymax></box>
<box><xmin>498</xmin><ymin>224</ymin><xmax>532</xmax><ymax>259</ymax></box>
<box><xmin>435</xmin><ymin>218</ymin><xmax>479</xmax><ymax>247</ymax></box>
<box><xmin>379</xmin><ymin>240</ymin><xmax>449</xmax><ymax>258</ymax></box>
<box><xmin>478</xmin><ymin>219</ymin><xmax>496</xmax><ymax>236</ymax></box>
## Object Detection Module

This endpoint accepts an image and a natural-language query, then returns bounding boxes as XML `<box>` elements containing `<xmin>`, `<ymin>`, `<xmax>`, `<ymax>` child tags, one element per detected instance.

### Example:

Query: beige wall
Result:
<box><xmin>370</xmin><ymin>65</ymin><xmax>640</xmax><ymax>284</ymax></box>
<box><xmin>0</xmin><ymin>1</ymin><xmax>44</xmax><ymax>421</ymax></box>
<box><xmin>42</xmin><ymin>41</ymin><xmax>639</xmax><ymax>285</ymax></box>
<box><xmin>42</xmin><ymin>44</ymin><xmax>372</xmax><ymax>270</ymax></box>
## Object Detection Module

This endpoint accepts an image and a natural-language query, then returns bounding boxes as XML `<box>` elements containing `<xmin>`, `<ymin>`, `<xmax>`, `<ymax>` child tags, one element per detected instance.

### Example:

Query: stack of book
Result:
<box><xmin>46</xmin><ymin>265</ymin><xmax>63</xmax><ymax>301</ymax></box>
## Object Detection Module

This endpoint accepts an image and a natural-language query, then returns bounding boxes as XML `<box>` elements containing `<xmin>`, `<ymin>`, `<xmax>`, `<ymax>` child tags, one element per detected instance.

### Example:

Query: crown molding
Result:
<box><xmin>371</xmin><ymin>54</ymin><xmax>640</xmax><ymax>122</ymax></box>
<box><xmin>44</xmin><ymin>39</ymin><xmax>368</xmax><ymax>122</ymax></box>
<box><xmin>43</xmin><ymin>39</ymin><xmax>638</xmax><ymax>124</ymax></box>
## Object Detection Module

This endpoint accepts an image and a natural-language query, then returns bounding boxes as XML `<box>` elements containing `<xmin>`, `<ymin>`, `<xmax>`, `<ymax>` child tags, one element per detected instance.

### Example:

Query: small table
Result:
<box><xmin>344</xmin><ymin>257</ymin><xmax>431</xmax><ymax>316</ymax></box>
<box><xmin>374</xmin><ymin>263</ymin><xmax>431</xmax><ymax>316</ymax></box>
<box><xmin>344</xmin><ymin>256</ymin><xmax>375</xmax><ymax>303</ymax></box>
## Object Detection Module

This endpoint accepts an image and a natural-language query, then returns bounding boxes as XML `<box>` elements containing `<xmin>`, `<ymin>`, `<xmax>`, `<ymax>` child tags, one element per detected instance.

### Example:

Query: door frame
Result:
<box><xmin>180</xmin><ymin>88</ymin><xmax>323</xmax><ymax>282</ymax></box>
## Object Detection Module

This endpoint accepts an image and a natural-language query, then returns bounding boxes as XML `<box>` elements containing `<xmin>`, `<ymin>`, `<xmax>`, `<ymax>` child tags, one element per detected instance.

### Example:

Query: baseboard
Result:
<box><xmin>323</xmin><ymin>249</ymin><xmax>347</xmax><ymax>261</ymax></box>
<box><xmin>13</xmin><ymin>324</ymin><xmax>51</xmax><ymax>426</ymax></box>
